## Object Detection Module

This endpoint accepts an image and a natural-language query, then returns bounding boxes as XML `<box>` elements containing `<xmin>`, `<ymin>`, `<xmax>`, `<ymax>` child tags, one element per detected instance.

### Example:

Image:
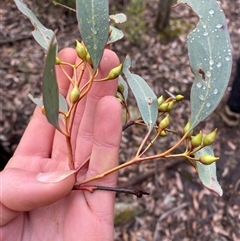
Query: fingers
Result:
<box><xmin>0</xmin><ymin>203</ymin><xmax>19</xmax><ymax>226</ymax></box>
<box><xmin>83</xmin><ymin>96</ymin><xmax>122</xmax><ymax>207</ymax></box>
<box><xmin>0</xmin><ymin>167</ymin><xmax>75</xmax><ymax>225</ymax></box>
<box><xmin>13</xmin><ymin>48</ymin><xmax>77</xmax><ymax>159</ymax></box>
<box><xmin>87</xmin><ymin>96</ymin><xmax>122</xmax><ymax>182</ymax></box>
<box><xmin>50</xmin><ymin>48</ymin><xmax>120</xmax><ymax>165</ymax></box>
<box><xmin>73</xmin><ymin>49</ymin><xmax>120</xmax><ymax>166</ymax></box>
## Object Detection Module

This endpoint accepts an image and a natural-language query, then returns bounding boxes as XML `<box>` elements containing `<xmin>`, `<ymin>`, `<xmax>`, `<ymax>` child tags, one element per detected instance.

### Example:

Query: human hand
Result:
<box><xmin>0</xmin><ymin>48</ymin><xmax>122</xmax><ymax>241</ymax></box>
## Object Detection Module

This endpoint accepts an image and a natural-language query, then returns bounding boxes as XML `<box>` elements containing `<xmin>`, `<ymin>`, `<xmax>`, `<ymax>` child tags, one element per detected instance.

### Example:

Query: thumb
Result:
<box><xmin>0</xmin><ymin>168</ymin><xmax>75</xmax><ymax>212</ymax></box>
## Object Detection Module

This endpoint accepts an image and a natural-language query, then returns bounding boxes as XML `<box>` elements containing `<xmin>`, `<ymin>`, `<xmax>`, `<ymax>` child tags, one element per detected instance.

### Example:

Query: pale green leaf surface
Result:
<box><xmin>122</xmin><ymin>56</ymin><xmax>158</xmax><ymax>131</ymax></box>
<box><xmin>76</xmin><ymin>0</ymin><xmax>109</xmax><ymax>71</ymax></box>
<box><xmin>59</xmin><ymin>94</ymin><xmax>68</xmax><ymax>113</ymax></box>
<box><xmin>58</xmin><ymin>94</ymin><xmax>68</xmax><ymax>122</ymax></box>
<box><xmin>14</xmin><ymin>0</ymin><xmax>56</xmax><ymax>51</ymax></box>
<box><xmin>178</xmin><ymin>0</ymin><xmax>232</xmax><ymax>129</ymax></box>
<box><xmin>195</xmin><ymin>146</ymin><xmax>223</xmax><ymax>196</ymax></box>
<box><xmin>109</xmin><ymin>13</ymin><xmax>127</xmax><ymax>24</ymax></box>
<box><xmin>43</xmin><ymin>36</ymin><xmax>60</xmax><ymax>131</ymax></box>
<box><xmin>107</xmin><ymin>26</ymin><xmax>124</xmax><ymax>45</ymax></box>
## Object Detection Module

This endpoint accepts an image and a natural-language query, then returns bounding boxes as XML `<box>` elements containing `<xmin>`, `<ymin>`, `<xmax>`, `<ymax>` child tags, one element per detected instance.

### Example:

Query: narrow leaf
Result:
<box><xmin>76</xmin><ymin>0</ymin><xmax>109</xmax><ymax>71</ymax></box>
<box><xmin>14</xmin><ymin>0</ymin><xmax>57</xmax><ymax>51</ymax></box>
<box><xmin>122</xmin><ymin>56</ymin><xmax>158</xmax><ymax>131</ymax></box>
<box><xmin>178</xmin><ymin>0</ymin><xmax>232</xmax><ymax>129</ymax></box>
<box><xmin>43</xmin><ymin>36</ymin><xmax>60</xmax><ymax>131</ymax></box>
<box><xmin>195</xmin><ymin>146</ymin><xmax>223</xmax><ymax>196</ymax></box>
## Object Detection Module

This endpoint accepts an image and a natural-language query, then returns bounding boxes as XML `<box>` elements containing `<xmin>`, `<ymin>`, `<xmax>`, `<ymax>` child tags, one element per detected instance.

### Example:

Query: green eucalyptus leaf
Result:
<box><xmin>14</xmin><ymin>0</ymin><xmax>57</xmax><ymax>51</ymax></box>
<box><xmin>107</xmin><ymin>26</ymin><xmax>124</xmax><ymax>45</ymax></box>
<box><xmin>109</xmin><ymin>13</ymin><xmax>127</xmax><ymax>24</ymax></box>
<box><xmin>76</xmin><ymin>0</ymin><xmax>109</xmax><ymax>71</ymax></box>
<box><xmin>43</xmin><ymin>36</ymin><xmax>60</xmax><ymax>131</ymax></box>
<box><xmin>195</xmin><ymin>146</ymin><xmax>223</xmax><ymax>196</ymax></box>
<box><xmin>178</xmin><ymin>0</ymin><xmax>232</xmax><ymax>129</ymax></box>
<box><xmin>122</xmin><ymin>56</ymin><xmax>158</xmax><ymax>131</ymax></box>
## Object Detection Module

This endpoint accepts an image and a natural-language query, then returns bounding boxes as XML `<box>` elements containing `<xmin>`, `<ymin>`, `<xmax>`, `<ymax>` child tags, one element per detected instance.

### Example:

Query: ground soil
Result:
<box><xmin>0</xmin><ymin>0</ymin><xmax>240</xmax><ymax>240</ymax></box>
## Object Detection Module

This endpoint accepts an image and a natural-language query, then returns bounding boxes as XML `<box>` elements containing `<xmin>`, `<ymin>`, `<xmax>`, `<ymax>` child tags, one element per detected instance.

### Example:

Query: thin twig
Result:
<box><xmin>73</xmin><ymin>185</ymin><xmax>150</xmax><ymax>198</ymax></box>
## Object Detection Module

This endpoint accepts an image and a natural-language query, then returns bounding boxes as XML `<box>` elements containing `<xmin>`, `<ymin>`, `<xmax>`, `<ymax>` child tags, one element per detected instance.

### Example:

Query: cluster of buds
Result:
<box><xmin>155</xmin><ymin>94</ymin><xmax>184</xmax><ymax>136</ymax></box>
<box><xmin>157</xmin><ymin>94</ymin><xmax>184</xmax><ymax>112</ymax></box>
<box><xmin>183</xmin><ymin>122</ymin><xmax>219</xmax><ymax>165</ymax></box>
<box><xmin>76</xmin><ymin>39</ymin><xmax>123</xmax><ymax>79</ymax></box>
<box><xmin>190</xmin><ymin>128</ymin><xmax>218</xmax><ymax>149</ymax></box>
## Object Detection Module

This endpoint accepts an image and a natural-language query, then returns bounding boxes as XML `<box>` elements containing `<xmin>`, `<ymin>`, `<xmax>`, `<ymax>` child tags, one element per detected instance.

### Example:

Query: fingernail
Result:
<box><xmin>36</xmin><ymin>170</ymin><xmax>76</xmax><ymax>183</ymax></box>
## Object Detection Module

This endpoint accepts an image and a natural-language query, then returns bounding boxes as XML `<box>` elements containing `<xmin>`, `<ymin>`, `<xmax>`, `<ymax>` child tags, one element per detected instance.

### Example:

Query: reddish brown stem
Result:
<box><xmin>75</xmin><ymin>132</ymin><xmax>189</xmax><ymax>185</ymax></box>
<box><xmin>66</xmin><ymin>135</ymin><xmax>75</xmax><ymax>170</ymax></box>
<box><xmin>73</xmin><ymin>185</ymin><xmax>150</xmax><ymax>198</ymax></box>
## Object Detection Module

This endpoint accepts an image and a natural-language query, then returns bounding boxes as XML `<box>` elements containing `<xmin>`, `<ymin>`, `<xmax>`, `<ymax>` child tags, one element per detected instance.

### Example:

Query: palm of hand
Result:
<box><xmin>0</xmin><ymin>48</ymin><xmax>122</xmax><ymax>241</ymax></box>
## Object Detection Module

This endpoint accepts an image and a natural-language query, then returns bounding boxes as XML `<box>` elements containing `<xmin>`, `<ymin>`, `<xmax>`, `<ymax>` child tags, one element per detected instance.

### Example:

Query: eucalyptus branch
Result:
<box><xmin>17</xmin><ymin>0</ymin><xmax>229</xmax><ymax>199</ymax></box>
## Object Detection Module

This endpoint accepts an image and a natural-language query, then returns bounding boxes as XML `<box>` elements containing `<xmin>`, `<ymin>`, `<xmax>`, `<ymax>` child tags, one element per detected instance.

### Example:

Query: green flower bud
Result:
<box><xmin>167</xmin><ymin>101</ymin><xmax>174</xmax><ymax>111</ymax></box>
<box><xmin>159</xmin><ymin>130</ymin><xmax>167</xmax><ymax>137</ymax></box>
<box><xmin>175</xmin><ymin>94</ymin><xmax>184</xmax><ymax>101</ymax></box>
<box><xmin>86</xmin><ymin>51</ymin><xmax>93</xmax><ymax>65</ymax></box>
<box><xmin>117</xmin><ymin>82</ymin><xmax>125</xmax><ymax>95</ymax></box>
<box><xmin>183</xmin><ymin>121</ymin><xmax>193</xmax><ymax>137</ymax></box>
<box><xmin>75</xmin><ymin>40</ymin><xmax>87</xmax><ymax>60</ymax></box>
<box><xmin>116</xmin><ymin>92</ymin><xmax>124</xmax><ymax>103</ymax></box>
<box><xmin>157</xmin><ymin>96</ymin><xmax>164</xmax><ymax>106</ymax></box>
<box><xmin>158</xmin><ymin>102</ymin><xmax>169</xmax><ymax>112</ymax></box>
<box><xmin>203</xmin><ymin>128</ymin><xmax>217</xmax><ymax>146</ymax></box>
<box><xmin>69</xmin><ymin>85</ymin><xmax>81</xmax><ymax>104</ymax></box>
<box><xmin>199</xmin><ymin>154</ymin><xmax>219</xmax><ymax>165</ymax></box>
<box><xmin>107</xmin><ymin>63</ymin><xmax>123</xmax><ymax>80</ymax></box>
<box><xmin>191</xmin><ymin>131</ymin><xmax>203</xmax><ymax>148</ymax></box>
<box><xmin>183</xmin><ymin>121</ymin><xmax>190</xmax><ymax>134</ymax></box>
<box><xmin>159</xmin><ymin>114</ymin><xmax>170</xmax><ymax>130</ymax></box>
<box><xmin>55</xmin><ymin>57</ymin><xmax>61</xmax><ymax>65</ymax></box>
